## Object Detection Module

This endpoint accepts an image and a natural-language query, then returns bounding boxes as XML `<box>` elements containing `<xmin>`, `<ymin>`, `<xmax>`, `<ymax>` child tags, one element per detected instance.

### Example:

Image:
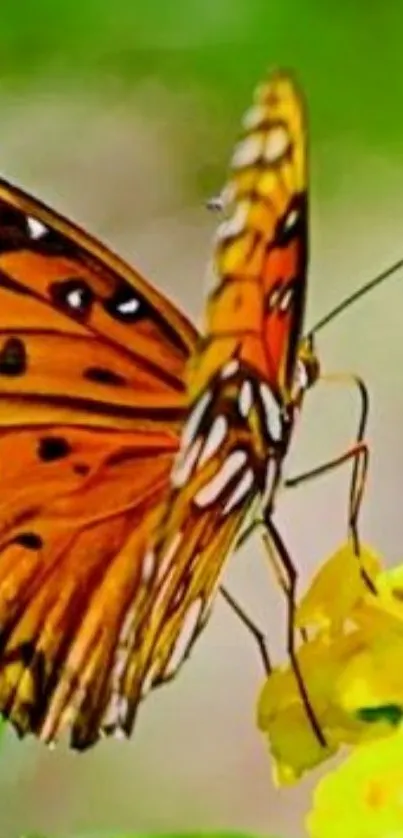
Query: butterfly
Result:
<box><xmin>126</xmin><ymin>71</ymin><xmax>326</xmax><ymax>740</ymax></box>
<box><xmin>0</xmin><ymin>69</ymin><xmax>370</xmax><ymax>751</ymax></box>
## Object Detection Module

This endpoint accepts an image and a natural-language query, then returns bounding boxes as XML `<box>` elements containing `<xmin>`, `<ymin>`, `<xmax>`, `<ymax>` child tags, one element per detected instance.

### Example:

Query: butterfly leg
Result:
<box><xmin>226</xmin><ymin>517</ymin><xmax>309</xmax><ymax>643</ymax></box>
<box><xmin>262</xmin><ymin>515</ymin><xmax>327</xmax><ymax>747</ymax></box>
<box><xmin>220</xmin><ymin>585</ymin><xmax>272</xmax><ymax>674</ymax></box>
<box><xmin>285</xmin><ymin>373</ymin><xmax>374</xmax><ymax>591</ymax></box>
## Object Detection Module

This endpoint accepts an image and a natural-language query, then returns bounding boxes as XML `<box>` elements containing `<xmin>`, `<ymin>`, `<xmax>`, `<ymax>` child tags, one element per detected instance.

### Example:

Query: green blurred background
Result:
<box><xmin>1</xmin><ymin>2</ymin><xmax>403</xmax><ymax>837</ymax></box>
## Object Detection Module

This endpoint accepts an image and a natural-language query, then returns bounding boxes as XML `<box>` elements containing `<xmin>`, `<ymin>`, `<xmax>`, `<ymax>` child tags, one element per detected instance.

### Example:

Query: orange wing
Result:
<box><xmin>0</xmin><ymin>178</ymin><xmax>197</xmax><ymax>749</ymax></box>
<box><xmin>192</xmin><ymin>71</ymin><xmax>307</xmax><ymax>402</ymax></box>
<box><xmin>128</xmin><ymin>71</ymin><xmax>307</xmax><ymax>710</ymax></box>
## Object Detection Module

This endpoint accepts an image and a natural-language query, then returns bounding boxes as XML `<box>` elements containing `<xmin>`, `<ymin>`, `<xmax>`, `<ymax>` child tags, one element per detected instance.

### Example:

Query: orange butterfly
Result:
<box><xmin>127</xmin><ymin>71</ymin><xmax>328</xmax><ymax>742</ymax></box>
<box><xmin>0</xmin><ymin>69</ymin><xmax>387</xmax><ymax>750</ymax></box>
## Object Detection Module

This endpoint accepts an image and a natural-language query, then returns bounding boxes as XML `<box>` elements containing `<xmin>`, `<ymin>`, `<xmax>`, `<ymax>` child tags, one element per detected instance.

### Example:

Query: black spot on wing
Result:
<box><xmin>103</xmin><ymin>283</ymin><xmax>143</xmax><ymax>322</ymax></box>
<box><xmin>104</xmin><ymin>281</ymin><xmax>188</xmax><ymax>353</ymax></box>
<box><xmin>49</xmin><ymin>278</ymin><xmax>94</xmax><ymax>320</ymax></box>
<box><xmin>83</xmin><ymin>367</ymin><xmax>127</xmax><ymax>386</ymax></box>
<box><xmin>13</xmin><ymin>532</ymin><xmax>44</xmax><ymax>550</ymax></box>
<box><xmin>38</xmin><ymin>436</ymin><xmax>72</xmax><ymax>462</ymax></box>
<box><xmin>0</xmin><ymin>203</ymin><xmax>31</xmax><ymax>252</ymax></box>
<box><xmin>0</xmin><ymin>337</ymin><xmax>27</xmax><ymax>376</ymax></box>
<box><xmin>0</xmin><ymin>201</ymin><xmax>70</xmax><ymax>255</ymax></box>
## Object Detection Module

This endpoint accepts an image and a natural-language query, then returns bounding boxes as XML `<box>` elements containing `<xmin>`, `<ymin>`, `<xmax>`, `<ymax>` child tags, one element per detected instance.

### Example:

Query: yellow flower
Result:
<box><xmin>256</xmin><ymin>626</ymin><xmax>393</xmax><ymax>783</ymax></box>
<box><xmin>257</xmin><ymin>542</ymin><xmax>403</xmax><ymax>784</ymax></box>
<box><xmin>307</xmin><ymin>732</ymin><xmax>403</xmax><ymax>838</ymax></box>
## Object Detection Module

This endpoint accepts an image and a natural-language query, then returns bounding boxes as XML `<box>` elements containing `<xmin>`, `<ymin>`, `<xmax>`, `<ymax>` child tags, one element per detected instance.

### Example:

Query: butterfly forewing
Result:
<box><xmin>0</xmin><ymin>178</ymin><xmax>197</xmax><ymax>746</ymax></box>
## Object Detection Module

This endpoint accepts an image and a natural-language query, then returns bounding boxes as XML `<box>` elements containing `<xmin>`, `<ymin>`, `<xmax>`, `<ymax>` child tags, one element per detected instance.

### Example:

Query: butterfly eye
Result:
<box><xmin>104</xmin><ymin>284</ymin><xmax>143</xmax><ymax>322</ymax></box>
<box><xmin>49</xmin><ymin>278</ymin><xmax>94</xmax><ymax>319</ymax></box>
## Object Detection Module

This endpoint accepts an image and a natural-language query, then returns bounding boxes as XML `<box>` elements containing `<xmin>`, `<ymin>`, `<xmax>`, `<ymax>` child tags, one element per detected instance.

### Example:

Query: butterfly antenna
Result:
<box><xmin>309</xmin><ymin>258</ymin><xmax>403</xmax><ymax>336</ymax></box>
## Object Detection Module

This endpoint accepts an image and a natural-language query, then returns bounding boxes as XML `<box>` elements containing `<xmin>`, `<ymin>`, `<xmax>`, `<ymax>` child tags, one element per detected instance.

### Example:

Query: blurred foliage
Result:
<box><xmin>21</xmin><ymin>833</ymin><xmax>284</xmax><ymax>838</ymax></box>
<box><xmin>1</xmin><ymin>0</ymin><xmax>403</xmax><ymax>152</ymax></box>
<box><xmin>0</xmin><ymin>1</ymin><xmax>401</xmax><ymax>205</ymax></box>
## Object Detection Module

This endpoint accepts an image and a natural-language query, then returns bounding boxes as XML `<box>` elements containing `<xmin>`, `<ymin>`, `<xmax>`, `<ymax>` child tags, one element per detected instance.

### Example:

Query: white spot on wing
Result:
<box><xmin>231</xmin><ymin>133</ymin><xmax>263</xmax><ymax>169</ymax></box>
<box><xmin>27</xmin><ymin>215</ymin><xmax>48</xmax><ymax>239</ymax></box>
<box><xmin>242</xmin><ymin>104</ymin><xmax>267</xmax><ymax>130</ymax></box>
<box><xmin>264</xmin><ymin>125</ymin><xmax>290</xmax><ymax>163</ymax></box>
<box><xmin>221</xmin><ymin>359</ymin><xmax>240</xmax><ymax>379</ymax></box>
<box><xmin>117</xmin><ymin>606</ymin><xmax>136</xmax><ymax>649</ymax></box>
<box><xmin>279</xmin><ymin>286</ymin><xmax>294</xmax><ymax>312</ymax></box>
<box><xmin>116</xmin><ymin>296</ymin><xmax>140</xmax><ymax>316</ymax></box>
<box><xmin>194</xmin><ymin>449</ymin><xmax>248</xmax><ymax>508</ymax></box>
<box><xmin>157</xmin><ymin>532</ymin><xmax>183</xmax><ymax>583</ymax></box>
<box><xmin>171</xmin><ymin>437</ymin><xmax>203</xmax><ymax>488</ymax></box>
<box><xmin>67</xmin><ymin>288</ymin><xmax>85</xmax><ymax>310</ymax></box>
<box><xmin>266</xmin><ymin>286</ymin><xmax>281</xmax><ymax>311</ymax></box>
<box><xmin>140</xmin><ymin>660</ymin><xmax>161</xmax><ymax>699</ymax></box>
<box><xmin>222</xmin><ymin>467</ymin><xmax>254</xmax><ymax>516</ymax></box>
<box><xmin>141</xmin><ymin>549</ymin><xmax>156</xmax><ymax>583</ymax></box>
<box><xmin>239</xmin><ymin>379</ymin><xmax>253</xmax><ymax>418</ymax></box>
<box><xmin>110</xmin><ymin>652</ymin><xmax>129</xmax><ymax>695</ymax></box>
<box><xmin>101</xmin><ymin>692</ymin><xmax>129</xmax><ymax>731</ymax></box>
<box><xmin>284</xmin><ymin>207</ymin><xmax>299</xmax><ymax>232</ymax></box>
<box><xmin>163</xmin><ymin>598</ymin><xmax>204</xmax><ymax>677</ymax></box>
<box><xmin>199</xmin><ymin>415</ymin><xmax>228</xmax><ymax>467</ymax></box>
<box><xmin>259</xmin><ymin>383</ymin><xmax>282</xmax><ymax>442</ymax></box>
<box><xmin>181</xmin><ymin>390</ymin><xmax>212</xmax><ymax>452</ymax></box>
<box><xmin>216</xmin><ymin>202</ymin><xmax>248</xmax><ymax>241</ymax></box>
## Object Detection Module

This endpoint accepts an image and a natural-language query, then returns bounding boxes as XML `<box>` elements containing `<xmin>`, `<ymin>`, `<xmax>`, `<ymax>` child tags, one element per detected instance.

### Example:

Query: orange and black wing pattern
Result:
<box><xmin>0</xmin><ymin>178</ymin><xmax>197</xmax><ymax>748</ymax></box>
<box><xmin>128</xmin><ymin>71</ymin><xmax>308</xmax><ymax>713</ymax></box>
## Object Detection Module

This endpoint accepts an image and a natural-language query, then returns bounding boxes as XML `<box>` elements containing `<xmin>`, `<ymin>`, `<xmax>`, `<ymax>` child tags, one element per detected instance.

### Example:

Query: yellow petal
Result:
<box><xmin>307</xmin><ymin>731</ymin><xmax>403</xmax><ymax>838</ymax></box>
<box><xmin>257</xmin><ymin>634</ymin><xmax>366</xmax><ymax>783</ymax></box>
<box><xmin>352</xmin><ymin>564</ymin><xmax>403</xmax><ymax>638</ymax></box>
<box><xmin>336</xmin><ymin>633</ymin><xmax>403</xmax><ymax>722</ymax></box>
<box><xmin>296</xmin><ymin>542</ymin><xmax>381</xmax><ymax>635</ymax></box>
